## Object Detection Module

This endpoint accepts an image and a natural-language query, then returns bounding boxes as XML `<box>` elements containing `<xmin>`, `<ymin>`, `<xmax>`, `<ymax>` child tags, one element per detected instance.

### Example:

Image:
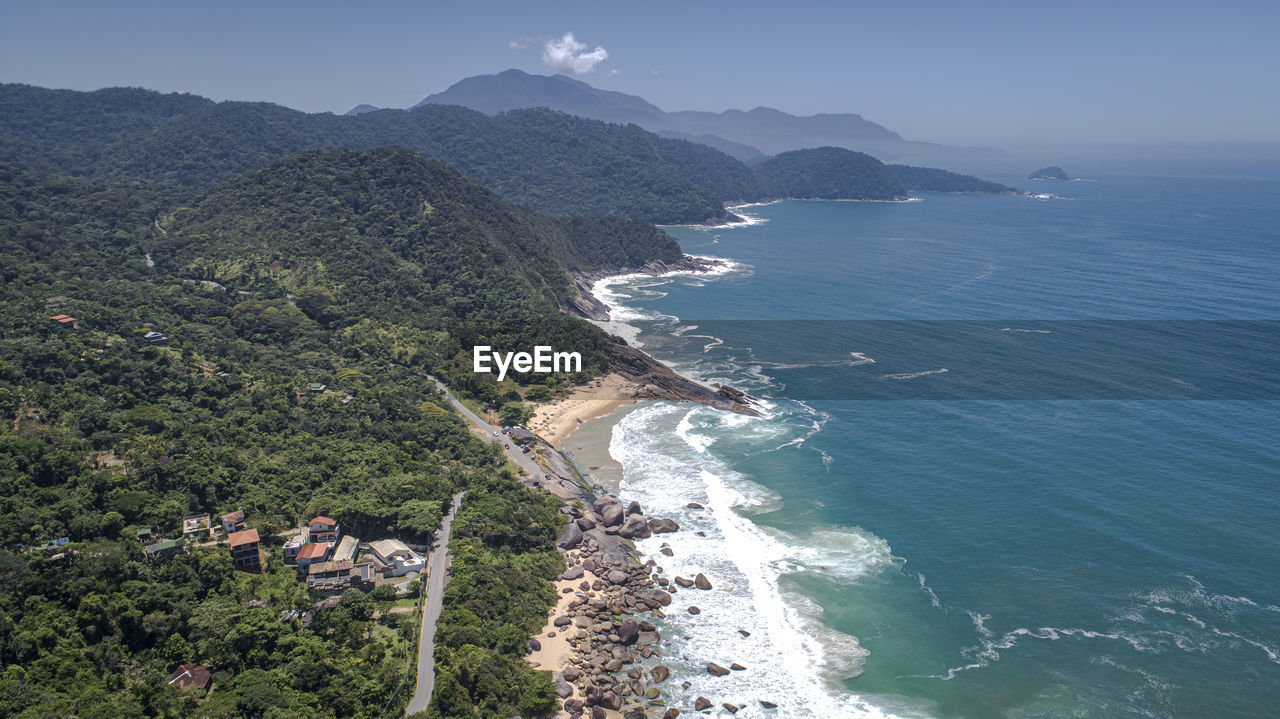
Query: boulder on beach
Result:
<box><xmin>527</xmin><ymin>637</ymin><xmax>541</xmax><ymax>652</ymax></box>
<box><xmin>554</xmin><ymin>615</ymin><xmax>572</xmax><ymax>627</ymax></box>
<box><xmin>577</xmin><ymin>517</ymin><xmax>597</xmax><ymax>531</ymax></box>
<box><xmin>652</xmin><ymin>665</ymin><xmax>670</xmax><ymax>683</ymax></box>
<box><xmin>695</xmin><ymin>697</ymin><xmax>712</xmax><ymax>710</ymax></box>
<box><xmin>564</xmin><ymin>665</ymin><xmax>581</xmax><ymax>681</ymax></box>
<box><xmin>663</xmin><ymin>708</ymin><xmax>680</xmax><ymax>719</ymax></box>
<box><xmin>560</xmin><ymin>565</ymin><xmax>585</xmax><ymax>580</ymax></box>
<box><xmin>554</xmin><ymin>675</ymin><xmax>573</xmax><ymax>698</ymax></box>
<box><xmin>695</xmin><ymin>573</ymin><xmax>712</xmax><ymax>590</ymax></box>
<box><xmin>618</xmin><ymin>620</ymin><xmax>639</xmax><ymax>645</ymax></box>
<box><xmin>760</xmin><ymin>699</ymin><xmax>778</xmax><ymax>709</ymax></box>
<box><xmin>687</xmin><ymin>502</ymin><xmax>704</xmax><ymax>509</ymax></box>
<box><xmin>707</xmin><ymin>662</ymin><xmax>730</xmax><ymax>676</ymax></box>
<box><xmin>601</xmin><ymin>503</ymin><xmax>625</xmax><ymax>527</ymax></box>
<box><xmin>558</xmin><ymin>522</ymin><xmax>584</xmax><ymax>549</ymax></box>
<box><xmin>627</xmin><ymin>500</ymin><xmax>643</xmax><ymax>516</ymax></box>
<box><xmin>660</xmin><ymin>547</ymin><xmax>674</xmax><ymax>556</ymax></box>
<box><xmin>649</xmin><ymin>518</ymin><xmax>680</xmax><ymax>534</ymax></box>
<box><xmin>649</xmin><ymin>589</ymin><xmax>672</xmax><ymax>606</ymax></box>
<box><xmin>723</xmin><ymin>703</ymin><xmax>740</xmax><ymax>714</ymax></box>
<box><xmin>619</xmin><ymin>514</ymin><xmax>652</xmax><ymax>539</ymax></box>
<box><xmin>688</xmin><ymin>606</ymin><xmax>700</xmax><ymax>615</ymax></box>
<box><xmin>593</xmin><ymin>495</ymin><xmax>618</xmax><ymax>515</ymax></box>
<box><xmin>593</xmin><ymin>707</ymin><xmax>607</xmax><ymax>719</ymax></box>
<box><xmin>608</xmin><ymin>569</ymin><xmax>629</xmax><ymax>585</ymax></box>
<box><xmin>730</xmin><ymin>662</ymin><xmax>746</xmax><ymax>670</ymax></box>
<box><xmin>674</xmin><ymin>576</ymin><xmax>694</xmax><ymax>588</ymax></box>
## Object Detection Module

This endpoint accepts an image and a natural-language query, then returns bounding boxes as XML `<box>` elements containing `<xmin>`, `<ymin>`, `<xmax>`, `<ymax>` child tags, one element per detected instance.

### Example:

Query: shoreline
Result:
<box><xmin>528</xmin><ymin>373</ymin><xmax>642</xmax><ymax>450</ymax></box>
<box><xmin>520</xmin><ymin>258</ymin><xmax>753</xmax><ymax>717</ymax></box>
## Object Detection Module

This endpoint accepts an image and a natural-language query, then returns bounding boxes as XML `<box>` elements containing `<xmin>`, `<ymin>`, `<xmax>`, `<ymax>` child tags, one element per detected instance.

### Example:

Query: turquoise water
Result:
<box><xmin>591</xmin><ymin>176</ymin><xmax>1280</xmax><ymax>718</ymax></box>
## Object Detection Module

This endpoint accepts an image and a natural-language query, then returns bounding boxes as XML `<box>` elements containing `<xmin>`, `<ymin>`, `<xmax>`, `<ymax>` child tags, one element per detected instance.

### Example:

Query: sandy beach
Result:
<box><xmin>529</xmin><ymin>373</ymin><xmax>642</xmax><ymax>448</ymax></box>
<box><xmin>526</xmin><ymin>569</ymin><xmax>624</xmax><ymax>719</ymax></box>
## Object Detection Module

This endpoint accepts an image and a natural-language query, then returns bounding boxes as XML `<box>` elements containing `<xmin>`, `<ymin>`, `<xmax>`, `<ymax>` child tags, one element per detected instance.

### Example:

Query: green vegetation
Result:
<box><xmin>0</xmin><ymin>147</ymin><xmax>684</xmax><ymax>716</ymax></box>
<box><xmin>888</xmin><ymin>164</ymin><xmax>1018</xmax><ymax>194</ymax></box>
<box><xmin>753</xmin><ymin>146</ymin><xmax>908</xmax><ymax>201</ymax></box>
<box><xmin>1</xmin><ymin>84</ymin><xmax>1014</xmax><ymax>225</ymax></box>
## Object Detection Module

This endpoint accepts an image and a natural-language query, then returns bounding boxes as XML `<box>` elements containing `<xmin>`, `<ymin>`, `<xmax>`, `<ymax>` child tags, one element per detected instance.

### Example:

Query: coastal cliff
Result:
<box><xmin>568</xmin><ymin>256</ymin><xmax>761</xmax><ymax>417</ymax></box>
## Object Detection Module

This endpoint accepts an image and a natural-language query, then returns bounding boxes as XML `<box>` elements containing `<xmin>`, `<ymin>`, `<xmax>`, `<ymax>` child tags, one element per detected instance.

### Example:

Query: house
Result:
<box><xmin>144</xmin><ymin>330</ymin><xmax>168</xmax><ymax>344</ymax></box>
<box><xmin>228</xmin><ymin>528</ymin><xmax>261</xmax><ymax>571</ymax></box>
<box><xmin>166</xmin><ymin>664</ymin><xmax>212</xmax><ymax>691</ymax></box>
<box><xmin>135</xmin><ymin>527</ymin><xmax>155</xmax><ymax>544</ymax></box>
<box><xmin>369</xmin><ymin>538</ymin><xmax>425</xmax><ymax>577</ymax></box>
<box><xmin>308</xmin><ymin>516</ymin><xmax>339</xmax><ymax>544</ymax></box>
<box><xmin>220</xmin><ymin>509</ymin><xmax>245</xmax><ymax>534</ymax></box>
<box><xmin>509</xmin><ymin>427</ymin><xmax>537</xmax><ymax>445</ymax></box>
<box><xmin>282</xmin><ymin>531</ymin><xmax>307</xmax><ymax>563</ymax></box>
<box><xmin>49</xmin><ymin>314</ymin><xmax>76</xmax><ymax>328</ymax></box>
<box><xmin>332</xmin><ymin>535</ymin><xmax>358</xmax><ymax>564</ymax></box>
<box><xmin>295</xmin><ymin>541</ymin><xmax>330</xmax><ymax>566</ymax></box>
<box><xmin>307</xmin><ymin>382</ymin><xmax>327</xmax><ymax>393</ymax></box>
<box><xmin>305</xmin><ymin>559</ymin><xmax>365</xmax><ymax>593</ymax></box>
<box><xmin>182</xmin><ymin>513</ymin><xmax>211</xmax><ymax>536</ymax></box>
<box><xmin>144</xmin><ymin>539</ymin><xmax>182</xmax><ymax>561</ymax></box>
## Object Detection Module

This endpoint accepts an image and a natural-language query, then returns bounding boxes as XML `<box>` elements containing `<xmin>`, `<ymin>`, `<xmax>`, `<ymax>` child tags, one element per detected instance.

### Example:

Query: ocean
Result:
<box><xmin>576</xmin><ymin>174</ymin><xmax>1280</xmax><ymax>718</ymax></box>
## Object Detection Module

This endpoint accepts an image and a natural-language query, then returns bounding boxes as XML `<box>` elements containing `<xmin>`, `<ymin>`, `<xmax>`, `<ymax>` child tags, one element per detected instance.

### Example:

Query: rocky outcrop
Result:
<box><xmin>565</xmin><ymin>257</ymin><xmax>760</xmax><ymax>417</ymax></box>
<box><xmin>707</xmin><ymin>662</ymin><xmax>730</xmax><ymax>676</ymax></box>
<box><xmin>558</xmin><ymin>522</ymin><xmax>584</xmax><ymax>550</ymax></box>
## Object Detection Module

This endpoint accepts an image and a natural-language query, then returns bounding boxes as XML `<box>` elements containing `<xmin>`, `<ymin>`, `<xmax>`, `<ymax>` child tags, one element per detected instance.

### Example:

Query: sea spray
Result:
<box><xmin>610</xmin><ymin>403</ymin><xmax>910</xmax><ymax>718</ymax></box>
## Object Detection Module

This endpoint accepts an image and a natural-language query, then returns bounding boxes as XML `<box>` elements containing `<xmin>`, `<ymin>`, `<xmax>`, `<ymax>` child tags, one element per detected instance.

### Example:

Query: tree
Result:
<box><xmin>497</xmin><ymin>402</ymin><xmax>531</xmax><ymax>427</ymax></box>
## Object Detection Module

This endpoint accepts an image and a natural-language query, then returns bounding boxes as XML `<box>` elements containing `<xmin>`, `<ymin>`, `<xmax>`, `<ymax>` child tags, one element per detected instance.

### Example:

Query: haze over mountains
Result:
<box><xmin>396</xmin><ymin>69</ymin><xmax>1007</xmax><ymax>164</ymax></box>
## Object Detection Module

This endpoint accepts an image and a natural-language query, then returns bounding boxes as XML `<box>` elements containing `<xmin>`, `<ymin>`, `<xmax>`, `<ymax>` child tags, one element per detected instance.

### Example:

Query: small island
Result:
<box><xmin>1029</xmin><ymin>166</ymin><xmax>1071</xmax><ymax>180</ymax></box>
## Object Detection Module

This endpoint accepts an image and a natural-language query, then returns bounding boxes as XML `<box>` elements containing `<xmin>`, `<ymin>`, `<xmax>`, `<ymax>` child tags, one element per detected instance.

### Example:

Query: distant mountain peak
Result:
<box><xmin>411</xmin><ymin>69</ymin><xmax>1005</xmax><ymax>162</ymax></box>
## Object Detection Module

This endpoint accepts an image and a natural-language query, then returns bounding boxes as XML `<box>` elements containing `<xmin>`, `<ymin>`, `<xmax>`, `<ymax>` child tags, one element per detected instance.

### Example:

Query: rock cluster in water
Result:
<box><xmin>542</xmin><ymin>493</ymin><xmax>776</xmax><ymax>716</ymax></box>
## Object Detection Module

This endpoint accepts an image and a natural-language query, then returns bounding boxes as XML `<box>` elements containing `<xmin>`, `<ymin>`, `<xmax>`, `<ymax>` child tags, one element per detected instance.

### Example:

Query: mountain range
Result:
<box><xmin>398</xmin><ymin>69</ymin><xmax>1007</xmax><ymax>164</ymax></box>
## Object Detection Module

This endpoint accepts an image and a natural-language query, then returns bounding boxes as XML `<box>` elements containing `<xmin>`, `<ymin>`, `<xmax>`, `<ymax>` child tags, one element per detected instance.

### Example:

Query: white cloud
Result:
<box><xmin>650</xmin><ymin>69</ymin><xmax>661</xmax><ymax>77</ymax></box>
<box><xmin>542</xmin><ymin>32</ymin><xmax>608</xmax><ymax>74</ymax></box>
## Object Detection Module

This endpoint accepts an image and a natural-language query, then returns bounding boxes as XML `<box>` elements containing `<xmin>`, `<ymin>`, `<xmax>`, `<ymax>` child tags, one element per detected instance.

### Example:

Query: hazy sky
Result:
<box><xmin>2</xmin><ymin>0</ymin><xmax>1277</xmax><ymax>148</ymax></box>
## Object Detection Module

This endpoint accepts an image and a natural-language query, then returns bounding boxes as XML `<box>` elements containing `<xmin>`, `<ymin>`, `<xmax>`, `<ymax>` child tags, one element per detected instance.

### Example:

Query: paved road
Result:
<box><xmin>405</xmin><ymin>491</ymin><xmax>465</xmax><ymax>717</ymax></box>
<box><xmin>427</xmin><ymin>376</ymin><xmax>543</xmax><ymax>480</ymax></box>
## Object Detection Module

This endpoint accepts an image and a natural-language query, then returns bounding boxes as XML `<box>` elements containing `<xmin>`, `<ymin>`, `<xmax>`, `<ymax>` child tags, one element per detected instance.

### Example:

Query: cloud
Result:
<box><xmin>542</xmin><ymin>32</ymin><xmax>608</xmax><ymax>74</ymax></box>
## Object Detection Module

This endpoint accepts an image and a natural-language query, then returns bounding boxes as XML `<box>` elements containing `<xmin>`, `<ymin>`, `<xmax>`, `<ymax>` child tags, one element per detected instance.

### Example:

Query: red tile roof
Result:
<box><xmin>167</xmin><ymin>663</ymin><xmax>211</xmax><ymax>689</ymax></box>
<box><xmin>310</xmin><ymin>516</ymin><xmax>336</xmax><ymax>526</ymax></box>
<box><xmin>50</xmin><ymin>314</ymin><xmax>75</xmax><ymax>323</ymax></box>
<box><xmin>228</xmin><ymin>528</ymin><xmax>259</xmax><ymax>547</ymax></box>
<box><xmin>297</xmin><ymin>542</ymin><xmax>329</xmax><ymax>560</ymax></box>
<box><xmin>221</xmin><ymin>509</ymin><xmax>245</xmax><ymax>523</ymax></box>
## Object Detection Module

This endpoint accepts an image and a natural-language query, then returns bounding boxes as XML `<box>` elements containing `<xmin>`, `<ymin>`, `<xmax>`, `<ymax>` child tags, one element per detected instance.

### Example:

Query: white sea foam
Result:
<box><xmin>609</xmin><ymin>403</ymin><xmax>914</xmax><ymax>718</ymax></box>
<box><xmin>881</xmin><ymin>368</ymin><xmax>949</xmax><ymax>381</ymax></box>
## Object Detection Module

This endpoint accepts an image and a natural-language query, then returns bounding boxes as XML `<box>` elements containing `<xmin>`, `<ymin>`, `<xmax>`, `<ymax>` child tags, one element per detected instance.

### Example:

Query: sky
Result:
<box><xmin>2</xmin><ymin>0</ymin><xmax>1278</xmax><ymax>150</ymax></box>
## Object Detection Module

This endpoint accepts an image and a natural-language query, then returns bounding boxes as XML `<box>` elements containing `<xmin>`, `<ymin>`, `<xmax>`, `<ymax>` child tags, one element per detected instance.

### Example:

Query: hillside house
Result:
<box><xmin>228</xmin><ymin>528</ymin><xmax>261</xmax><ymax>571</ymax></box>
<box><xmin>295</xmin><ymin>541</ymin><xmax>330</xmax><ymax>566</ymax></box>
<box><xmin>49</xmin><ymin>314</ymin><xmax>76</xmax><ymax>328</ymax></box>
<box><xmin>282</xmin><ymin>531</ymin><xmax>307</xmax><ymax>563</ymax></box>
<box><xmin>144</xmin><ymin>539</ymin><xmax>181</xmax><ymax>562</ymax></box>
<box><xmin>332</xmin><ymin>535</ymin><xmax>358</xmax><ymax>563</ymax></box>
<box><xmin>182</xmin><ymin>513</ymin><xmax>211</xmax><ymax>536</ymax></box>
<box><xmin>166</xmin><ymin>664</ymin><xmax>211</xmax><ymax>691</ymax></box>
<box><xmin>220</xmin><ymin>509</ymin><xmax>245</xmax><ymax>534</ymax></box>
<box><xmin>308</xmin><ymin>516</ymin><xmax>339</xmax><ymax>543</ymax></box>
<box><xmin>369</xmin><ymin>538</ymin><xmax>425</xmax><ymax>577</ymax></box>
<box><xmin>144</xmin><ymin>330</ymin><xmax>168</xmax><ymax>344</ymax></box>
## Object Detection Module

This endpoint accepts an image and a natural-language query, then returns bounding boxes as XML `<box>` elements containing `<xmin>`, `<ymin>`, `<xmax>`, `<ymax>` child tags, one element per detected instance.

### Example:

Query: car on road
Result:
<box><xmin>504</xmin><ymin>443</ymin><xmax>509</xmax><ymax>449</ymax></box>
<box><xmin>492</xmin><ymin>430</ymin><xmax>499</xmax><ymax>436</ymax></box>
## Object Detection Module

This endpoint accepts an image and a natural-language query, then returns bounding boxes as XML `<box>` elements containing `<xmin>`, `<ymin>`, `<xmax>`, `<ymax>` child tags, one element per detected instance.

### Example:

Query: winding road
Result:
<box><xmin>427</xmin><ymin>375</ymin><xmax>543</xmax><ymax>480</ymax></box>
<box><xmin>405</xmin><ymin>491</ymin><xmax>464</xmax><ymax>716</ymax></box>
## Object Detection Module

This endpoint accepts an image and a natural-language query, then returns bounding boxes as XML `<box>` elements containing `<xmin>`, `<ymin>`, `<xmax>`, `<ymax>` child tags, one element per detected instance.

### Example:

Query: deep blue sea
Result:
<box><xmin>586</xmin><ymin>174</ymin><xmax>1280</xmax><ymax>718</ymax></box>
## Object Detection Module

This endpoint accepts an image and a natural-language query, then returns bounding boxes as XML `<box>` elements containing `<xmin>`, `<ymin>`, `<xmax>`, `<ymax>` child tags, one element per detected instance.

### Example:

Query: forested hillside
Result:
<box><xmin>753</xmin><ymin>146</ymin><xmax>908</xmax><ymax>201</ymax></box>
<box><xmin>0</xmin><ymin>150</ymin><xmax>683</xmax><ymax>717</ymax></box>
<box><xmin>888</xmin><ymin>164</ymin><xmax>1018</xmax><ymax>193</ymax></box>
<box><xmin>1</xmin><ymin>84</ymin><xmax>1015</xmax><ymax>224</ymax></box>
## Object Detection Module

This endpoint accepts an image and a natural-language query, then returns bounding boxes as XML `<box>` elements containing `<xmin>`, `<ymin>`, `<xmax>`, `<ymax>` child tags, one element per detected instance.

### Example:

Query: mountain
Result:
<box><xmin>888</xmin><ymin>164</ymin><xmax>1019</xmax><ymax>194</ymax></box>
<box><xmin>754</xmin><ymin>147</ymin><xmax>908</xmax><ymax>201</ymax></box>
<box><xmin>0</xmin><ymin>83</ymin><xmax>751</xmax><ymax>224</ymax></box>
<box><xmin>415</xmin><ymin>69</ymin><xmax>1007</xmax><ymax>163</ymax></box>
<box><xmin>345</xmin><ymin>103</ymin><xmax>380</xmax><ymax>115</ymax></box>
<box><xmin>1029</xmin><ymin>165</ymin><xmax>1071</xmax><ymax>180</ymax></box>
